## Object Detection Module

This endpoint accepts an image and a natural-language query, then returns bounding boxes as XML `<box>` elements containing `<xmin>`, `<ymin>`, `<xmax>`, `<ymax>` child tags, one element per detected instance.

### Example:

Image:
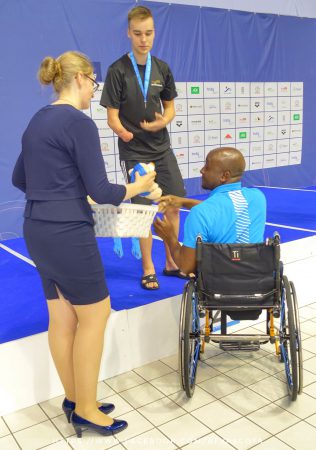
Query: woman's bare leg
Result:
<box><xmin>47</xmin><ymin>294</ymin><xmax>78</xmax><ymax>401</ymax></box>
<box><xmin>73</xmin><ymin>296</ymin><xmax>113</xmax><ymax>425</ymax></box>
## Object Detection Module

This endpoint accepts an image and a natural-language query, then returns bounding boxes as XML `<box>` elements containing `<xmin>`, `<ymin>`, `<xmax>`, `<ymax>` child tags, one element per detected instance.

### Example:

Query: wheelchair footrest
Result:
<box><xmin>219</xmin><ymin>341</ymin><xmax>261</xmax><ymax>352</ymax></box>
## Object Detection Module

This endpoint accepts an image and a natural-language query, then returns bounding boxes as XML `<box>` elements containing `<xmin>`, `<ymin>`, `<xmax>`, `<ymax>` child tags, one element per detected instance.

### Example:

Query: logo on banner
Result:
<box><xmin>191</xmin><ymin>86</ymin><xmax>200</xmax><ymax>94</ymax></box>
<box><xmin>293</xmin><ymin>114</ymin><xmax>300</xmax><ymax>121</ymax></box>
<box><xmin>239</xmin><ymin>132</ymin><xmax>247</xmax><ymax>139</ymax></box>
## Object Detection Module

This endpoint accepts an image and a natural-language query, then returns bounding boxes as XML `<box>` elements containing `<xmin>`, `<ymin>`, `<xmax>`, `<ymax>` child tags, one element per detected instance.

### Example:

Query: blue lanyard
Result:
<box><xmin>129</xmin><ymin>52</ymin><xmax>151</xmax><ymax>107</ymax></box>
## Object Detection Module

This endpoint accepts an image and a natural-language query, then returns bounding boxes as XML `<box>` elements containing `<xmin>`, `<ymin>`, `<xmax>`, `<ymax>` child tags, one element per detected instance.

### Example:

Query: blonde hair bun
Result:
<box><xmin>38</xmin><ymin>56</ymin><xmax>61</xmax><ymax>85</ymax></box>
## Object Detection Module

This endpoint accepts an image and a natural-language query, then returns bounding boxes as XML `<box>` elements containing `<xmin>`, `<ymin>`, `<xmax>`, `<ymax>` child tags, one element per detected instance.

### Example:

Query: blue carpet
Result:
<box><xmin>1</xmin><ymin>187</ymin><xmax>315</xmax><ymax>344</ymax></box>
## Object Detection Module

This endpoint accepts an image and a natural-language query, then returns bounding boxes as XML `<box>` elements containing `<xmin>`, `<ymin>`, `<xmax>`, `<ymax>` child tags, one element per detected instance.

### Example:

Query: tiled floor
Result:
<box><xmin>2</xmin><ymin>302</ymin><xmax>316</xmax><ymax>450</ymax></box>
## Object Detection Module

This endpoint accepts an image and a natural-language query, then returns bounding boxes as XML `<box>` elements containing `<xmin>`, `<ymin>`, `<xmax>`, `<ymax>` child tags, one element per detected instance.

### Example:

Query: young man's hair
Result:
<box><xmin>128</xmin><ymin>6</ymin><xmax>153</xmax><ymax>26</ymax></box>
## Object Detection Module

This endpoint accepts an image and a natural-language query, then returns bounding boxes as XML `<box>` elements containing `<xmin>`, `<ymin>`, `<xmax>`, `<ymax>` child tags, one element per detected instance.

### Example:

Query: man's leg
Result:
<box><xmin>140</xmin><ymin>231</ymin><xmax>159</xmax><ymax>289</ymax></box>
<box><xmin>163</xmin><ymin>206</ymin><xmax>180</xmax><ymax>271</ymax></box>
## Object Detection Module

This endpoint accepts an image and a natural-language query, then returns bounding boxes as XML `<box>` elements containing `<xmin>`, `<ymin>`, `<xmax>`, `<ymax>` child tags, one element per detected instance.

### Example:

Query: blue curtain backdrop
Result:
<box><xmin>1</xmin><ymin>0</ymin><xmax>315</xmax><ymax>239</ymax></box>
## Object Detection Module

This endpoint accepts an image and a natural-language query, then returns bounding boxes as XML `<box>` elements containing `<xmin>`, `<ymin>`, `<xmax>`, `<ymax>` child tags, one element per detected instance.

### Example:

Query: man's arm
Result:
<box><xmin>140</xmin><ymin>99</ymin><xmax>175</xmax><ymax>133</ymax></box>
<box><xmin>107</xmin><ymin>108</ymin><xmax>134</xmax><ymax>142</ymax></box>
<box><xmin>158</xmin><ymin>195</ymin><xmax>202</xmax><ymax>212</ymax></box>
<box><xmin>154</xmin><ymin>216</ymin><xmax>197</xmax><ymax>274</ymax></box>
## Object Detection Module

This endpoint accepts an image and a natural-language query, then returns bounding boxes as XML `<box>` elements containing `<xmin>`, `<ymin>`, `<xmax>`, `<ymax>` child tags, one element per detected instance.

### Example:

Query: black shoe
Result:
<box><xmin>71</xmin><ymin>412</ymin><xmax>128</xmax><ymax>437</ymax></box>
<box><xmin>62</xmin><ymin>398</ymin><xmax>115</xmax><ymax>423</ymax></box>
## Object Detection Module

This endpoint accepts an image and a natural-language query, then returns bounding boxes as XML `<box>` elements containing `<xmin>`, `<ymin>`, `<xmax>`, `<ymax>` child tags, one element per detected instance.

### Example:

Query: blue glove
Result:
<box><xmin>129</xmin><ymin>163</ymin><xmax>150</xmax><ymax>197</ymax></box>
<box><xmin>131</xmin><ymin>237</ymin><xmax>142</xmax><ymax>259</ymax></box>
<box><xmin>113</xmin><ymin>238</ymin><xmax>123</xmax><ymax>258</ymax></box>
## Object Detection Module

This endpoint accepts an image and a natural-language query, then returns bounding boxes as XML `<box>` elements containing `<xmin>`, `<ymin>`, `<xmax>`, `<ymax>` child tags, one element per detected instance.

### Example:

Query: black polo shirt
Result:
<box><xmin>100</xmin><ymin>54</ymin><xmax>177</xmax><ymax>161</ymax></box>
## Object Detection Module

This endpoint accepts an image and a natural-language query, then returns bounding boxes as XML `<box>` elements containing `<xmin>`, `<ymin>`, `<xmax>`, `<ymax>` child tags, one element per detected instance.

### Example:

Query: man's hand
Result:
<box><xmin>140</xmin><ymin>112</ymin><xmax>167</xmax><ymax>133</ymax></box>
<box><xmin>157</xmin><ymin>195</ymin><xmax>183</xmax><ymax>212</ymax></box>
<box><xmin>118</xmin><ymin>128</ymin><xmax>134</xmax><ymax>142</ymax></box>
<box><xmin>153</xmin><ymin>215</ymin><xmax>176</xmax><ymax>242</ymax></box>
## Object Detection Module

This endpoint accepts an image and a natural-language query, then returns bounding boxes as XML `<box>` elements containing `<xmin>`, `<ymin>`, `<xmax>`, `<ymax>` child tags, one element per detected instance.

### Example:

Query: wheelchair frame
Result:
<box><xmin>179</xmin><ymin>234</ymin><xmax>303</xmax><ymax>401</ymax></box>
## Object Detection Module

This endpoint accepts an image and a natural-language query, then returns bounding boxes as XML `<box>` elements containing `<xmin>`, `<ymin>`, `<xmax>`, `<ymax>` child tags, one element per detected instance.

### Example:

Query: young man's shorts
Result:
<box><xmin>120</xmin><ymin>150</ymin><xmax>186</xmax><ymax>205</ymax></box>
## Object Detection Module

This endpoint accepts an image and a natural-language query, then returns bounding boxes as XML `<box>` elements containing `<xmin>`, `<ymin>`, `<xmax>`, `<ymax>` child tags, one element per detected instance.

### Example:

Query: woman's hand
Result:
<box><xmin>134</xmin><ymin>171</ymin><xmax>156</xmax><ymax>194</ymax></box>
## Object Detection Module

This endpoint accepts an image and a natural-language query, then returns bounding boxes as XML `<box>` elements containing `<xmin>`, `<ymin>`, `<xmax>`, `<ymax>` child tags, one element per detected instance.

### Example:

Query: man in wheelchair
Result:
<box><xmin>154</xmin><ymin>147</ymin><xmax>302</xmax><ymax>401</ymax></box>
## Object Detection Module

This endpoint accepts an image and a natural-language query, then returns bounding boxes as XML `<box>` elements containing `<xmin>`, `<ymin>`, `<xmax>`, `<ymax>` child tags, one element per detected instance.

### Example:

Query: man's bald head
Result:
<box><xmin>200</xmin><ymin>147</ymin><xmax>245</xmax><ymax>190</ymax></box>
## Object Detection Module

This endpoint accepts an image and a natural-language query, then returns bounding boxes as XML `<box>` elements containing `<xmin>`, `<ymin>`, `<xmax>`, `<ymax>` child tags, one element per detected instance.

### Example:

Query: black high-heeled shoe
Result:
<box><xmin>71</xmin><ymin>412</ymin><xmax>128</xmax><ymax>437</ymax></box>
<box><xmin>62</xmin><ymin>398</ymin><xmax>115</xmax><ymax>423</ymax></box>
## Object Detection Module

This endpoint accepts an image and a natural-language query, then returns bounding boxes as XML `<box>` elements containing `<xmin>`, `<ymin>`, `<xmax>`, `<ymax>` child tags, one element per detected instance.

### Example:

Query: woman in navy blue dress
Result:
<box><xmin>12</xmin><ymin>51</ymin><xmax>155</xmax><ymax>437</ymax></box>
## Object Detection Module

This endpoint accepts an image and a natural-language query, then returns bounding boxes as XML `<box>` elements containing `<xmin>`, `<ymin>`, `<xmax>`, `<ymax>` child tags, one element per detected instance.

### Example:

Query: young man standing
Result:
<box><xmin>100</xmin><ymin>6</ymin><xmax>186</xmax><ymax>289</ymax></box>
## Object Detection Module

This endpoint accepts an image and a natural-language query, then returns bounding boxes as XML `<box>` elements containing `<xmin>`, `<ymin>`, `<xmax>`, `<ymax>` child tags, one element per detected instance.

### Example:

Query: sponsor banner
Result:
<box><xmin>88</xmin><ymin>81</ymin><xmax>303</xmax><ymax>179</ymax></box>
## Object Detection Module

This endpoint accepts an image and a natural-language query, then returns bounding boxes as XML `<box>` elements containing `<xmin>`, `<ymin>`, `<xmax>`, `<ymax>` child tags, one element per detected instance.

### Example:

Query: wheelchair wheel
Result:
<box><xmin>179</xmin><ymin>280</ymin><xmax>201</xmax><ymax>397</ymax></box>
<box><xmin>279</xmin><ymin>275</ymin><xmax>298</xmax><ymax>401</ymax></box>
<box><xmin>290</xmin><ymin>281</ymin><xmax>303</xmax><ymax>394</ymax></box>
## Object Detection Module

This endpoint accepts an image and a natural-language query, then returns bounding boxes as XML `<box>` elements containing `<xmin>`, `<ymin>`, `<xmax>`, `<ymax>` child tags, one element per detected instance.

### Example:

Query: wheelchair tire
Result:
<box><xmin>179</xmin><ymin>280</ymin><xmax>201</xmax><ymax>398</ymax></box>
<box><xmin>280</xmin><ymin>275</ymin><xmax>298</xmax><ymax>401</ymax></box>
<box><xmin>290</xmin><ymin>281</ymin><xmax>303</xmax><ymax>394</ymax></box>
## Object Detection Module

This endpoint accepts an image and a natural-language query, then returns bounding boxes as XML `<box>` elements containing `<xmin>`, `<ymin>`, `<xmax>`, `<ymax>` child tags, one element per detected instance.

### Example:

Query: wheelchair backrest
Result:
<box><xmin>197</xmin><ymin>241</ymin><xmax>279</xmax><ymax>296</ymax></box>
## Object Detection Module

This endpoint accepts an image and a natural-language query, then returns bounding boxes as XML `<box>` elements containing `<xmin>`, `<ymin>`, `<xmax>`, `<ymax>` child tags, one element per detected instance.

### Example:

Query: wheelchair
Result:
<box><xmin>179</xmin><ymin>234</ymin><xmax>303</xmax><ymax>401</ymax></box>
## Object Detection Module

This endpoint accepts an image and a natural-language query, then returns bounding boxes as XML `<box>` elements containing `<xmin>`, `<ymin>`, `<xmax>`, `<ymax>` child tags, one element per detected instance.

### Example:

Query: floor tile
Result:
<box><xmin>181</xmin><ymin>432</ymin><xmax>235</xmax><ymax>449</ymax></box>
<box><xmin>119</xmin><ymin>382</ymin><xmax>165</xmax><ymax>409</ymax></box>
<box><xmin>248</xmin><ymin>376</ymin><xmax>288</xmax><ymax>401</ymax></box>
<box><xmin>13</xmin><ymin>420</ymin><xmax>63</xmax><ymax>450</ymax></box>
<box><xmin>52</xmin><ymin>414</ymin><xmax>74</xmax><ymax>438</ymax></box>
<box><xmin>302</xmin><ymin>348</ymin><xmax>316</xmax><ymax>361</ymax></box>
<box><xmin>41</xmin><ymin>440</ymin><xmax>73</xmax><ymax>450</ymax></box>
<box><xmin>134</xmin><ymin>360</ymin><xmax>174</xmax><ymax>381</ymax></box>
<box><xmin>191</xmin><ymin>400</ymin><xmax>241</xmax><ymax>431</ymax></box>
<box><xmin>199</xmin><ymin>343</ymin><xmax>224</xmax><ymax>360</ymax></box>
<box><xmin>303</xmin><ymin>381</ymin><xmax>316</xmax><ymax>398</ymax></box>
<box><xmin>169</xmin><ymin>385</ymin><xmax>216</xmax><ymax>412</ymax></box>
<box><xmin>277</xmin><ymin>421</ymin><xmax>316</xmax><ymax>449</ymax></box>
<box><xmin>225</xmin><ymin>364</ymin><xmax>269</xmax><ymax>386</ymax></box>
<box><xmin>0</xmin><ymin>417</ymin><xmax>10</xmax><ymax>437</ymax></box>
<box><xmin>216</xmin><ymin>417</ymin><xmax>271</xmax><ymax>450</ymax></box>
<box><xmin>40</xmin><ymin>395</ymin><xmax>65</xmax><ymax>419</ymax></box>
<box><xmin>303</xmin><ymin>336</ymin><xmax>316</xmax><ymax>354</ymax></box>
<box><xmin>221</xmin><ymin>387</ymin><xmax>270</xmax><ymax>415</ymax></box>
<box><xmin>306</xmin><ymin>412</ymin><xmax>316</xmax><ymax>428</ymax></box>
<box><xmin>247</xmin><ymin>403</ymin><xmax>299</xmax><ymax>434</ymax></box>
<box><xmin>160</xmin><ymin>354</ymin><xmax>178</xmax><ymax>370</ymax></box>
<box><xmin>115</xmin><ymin>410</ymin><xmax>154</xmax><ymax>443</ymax></box>
<box><xmin>123</xmin><ymin>428</ymin><xmax>176</xmax><ymax>450</ymax></box>
<box><xmin>274</xmin><ymin>368</ymin><xmax>316</xmax><ymax>388</ymax></box>
<box><xmin>204</xmin><ymin>352</ymin><xmax>246</xmax><ymax>373</ymax></box>
<box><xmin>250</xmin><ymin>353</ymin><xmax>283</xmax><ymax>375</ymax></box>
<box><xmin>303</xmin><ymin>356</ymin><xmax>316</xmax><ymax>374</ymax></box>
<box><xmin>0</xmin><ymin>434</ymin><xmax>20</xmax><ymax>450</ymax></box>
<box><xmin>229</xmin><ymin>348</ymin><xmax>269</xmax><ymax>362</ymax></box>
<box><xmin>301</xmin><ymin>320</ymin><xmax>316</xmax><ymax>336</ymax></box>
<box><xmin>198</xmin><ymin>373</ymin><xmax>243</xmax><ymax>398</ymax></box>
<box><xmin>251</xmin><ymin>436</ymin><xmax>293</xmax><ymax>449</ymax></box>
<box><xmin>3</xmin><ymin>404</ymin><xmax>48</xmax><ymax>433</ymax></box>
<box><xmin>158</xmin><ymin>414</ymin><xmax>210</xmax><ymax>447</ymax></box>
<box><xmin>105</xmin><ymin>371</ymin><xmax>146</xmax><ymax>393</ymax></box>
<box><xmin>150</xmin><ymin>372</ymin><xmax>182</xmax><ymax>396</ymax></box>
<box><xmin>67</xmin><ymin>432</ymin><xmax>118</xmax><ymax>450</ymax></box>
<box><xmin>299</xmin><ymin>306</ymin><xmax>316</xmax><ymax>319</ymax></box>
<box><xmin>275</xmin><ymin>392</ymin><xmax>316</xmax><ymax>419</ymax></box>
<box><xmin>195</xmin><ymin>361</ymin><xmax>221</xmax><ymax>383</ymax></box>
<box><xmin>97</xmin><ymin>381</ymin><xmax>117</xmax><ymax>398</ymax></box>
<box><xmin>137</xmin><ymin>397</ymin><xmax>186</xmax><ymax>426</ymax></box>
